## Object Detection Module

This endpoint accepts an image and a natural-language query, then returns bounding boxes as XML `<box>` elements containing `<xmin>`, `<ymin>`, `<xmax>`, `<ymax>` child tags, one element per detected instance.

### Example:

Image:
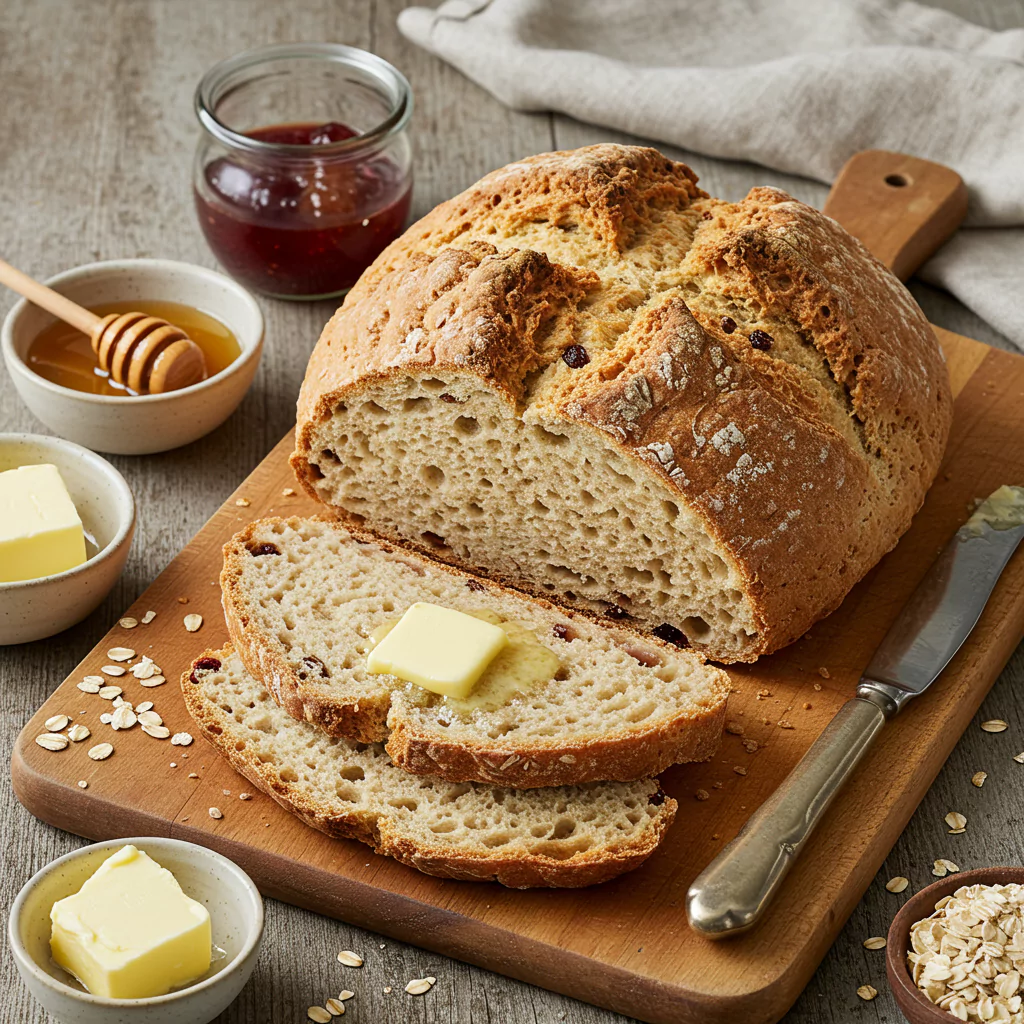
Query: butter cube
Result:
<box><xmin>50</xmin><ymin>845</ymin><xmax>211</xmax><ymax>999</ymax></box>
<box><xmin>0</xmin><ymin>464</ymin><xmax>86</xmax><ymax>583</ymax></box>
<box><xmin>367</xmin><ymin>601</ymin><xmax>508</xmax><ymax>699</ymax></box>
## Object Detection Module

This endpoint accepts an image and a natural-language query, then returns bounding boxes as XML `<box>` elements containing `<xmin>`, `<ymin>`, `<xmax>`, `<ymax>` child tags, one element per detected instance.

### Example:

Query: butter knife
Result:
<box><xmin>687</xmin><ymin>485</ymin><xmax>1024</xmax><ymax>938</ymax></box>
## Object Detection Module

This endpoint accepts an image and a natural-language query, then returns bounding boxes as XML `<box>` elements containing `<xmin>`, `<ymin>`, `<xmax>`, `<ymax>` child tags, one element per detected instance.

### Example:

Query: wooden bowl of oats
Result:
<box><xmin>886</xmin><ymin>867</ymin><xmax>1024</xmax><ymax>1024</ymax></box>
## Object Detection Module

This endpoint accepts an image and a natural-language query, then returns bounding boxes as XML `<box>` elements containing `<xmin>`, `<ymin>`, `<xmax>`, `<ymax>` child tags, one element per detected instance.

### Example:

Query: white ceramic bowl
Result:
<box><xmin>0</xmin><ymin>433</ymin><xmax>135</xmax><ymax>645</ymax></box>
<box><xmin>8</xmin><ymin>837</ymin><xmax>264</xmax><ymax>1024</ymax></box>
<box><xmin>1</xmin><ymin>259</ymin><xmax>264</xmax><ymax>454</ymax></box>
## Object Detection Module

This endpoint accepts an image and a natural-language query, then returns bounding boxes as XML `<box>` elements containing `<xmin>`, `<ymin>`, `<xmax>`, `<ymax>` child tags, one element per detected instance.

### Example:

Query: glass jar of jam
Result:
<box><xmin>193</xmin><ymin>44</ymin><xmax>413</xmax><ymax>300</ymax></box>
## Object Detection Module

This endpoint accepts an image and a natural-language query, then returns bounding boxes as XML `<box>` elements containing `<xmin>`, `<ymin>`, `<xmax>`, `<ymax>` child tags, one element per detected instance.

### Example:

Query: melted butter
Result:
<box><xmin>369</xmin><ymin>608</ymin><xmax>560</xmax><ymax>714</ymax></box>
<box><xmin>963</xmin><ymin>485</ymin><xmax>1024</xmax><ymax>537</ymax></box>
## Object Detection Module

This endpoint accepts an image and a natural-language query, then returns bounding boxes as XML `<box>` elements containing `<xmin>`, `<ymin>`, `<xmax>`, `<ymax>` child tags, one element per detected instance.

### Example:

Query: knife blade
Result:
<box><xmin>686</xmin><ymin>485</ymin><xmax>1024</xmax><ymax>938</ymax></box>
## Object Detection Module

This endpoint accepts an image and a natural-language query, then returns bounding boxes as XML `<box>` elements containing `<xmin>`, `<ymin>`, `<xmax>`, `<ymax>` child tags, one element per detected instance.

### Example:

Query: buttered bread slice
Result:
<box><xmin>182</xmin><ymin>646</ymin><xmax>677</xmax><ymax>888</ymax></box>
<box><xmin>221</xmin><ymin>517</ymin><xmax>729</xmax><ymax>788</ymax></box>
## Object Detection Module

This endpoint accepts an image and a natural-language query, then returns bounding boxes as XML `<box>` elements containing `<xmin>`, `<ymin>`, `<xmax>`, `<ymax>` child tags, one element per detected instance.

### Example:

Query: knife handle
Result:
<box><xmin>686</xmin><ymin>695</ymin><xmax>888</xmax><ymax>938</ymax></box>
<box><xmin>822</xmin><ymin>150</ymin><xmax>968</xmax><ymax>281</ymax></box>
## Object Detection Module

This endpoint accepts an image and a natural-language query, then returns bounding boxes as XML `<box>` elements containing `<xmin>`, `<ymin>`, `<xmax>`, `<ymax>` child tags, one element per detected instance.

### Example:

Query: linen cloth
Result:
<box><xmin>398</xmin><ymin>0</ymin><xmax>1024</xmax><ymax>347</ymax></box>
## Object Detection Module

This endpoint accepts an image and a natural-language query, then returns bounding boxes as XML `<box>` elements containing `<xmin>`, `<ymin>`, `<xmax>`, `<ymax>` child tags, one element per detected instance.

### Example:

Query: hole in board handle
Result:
<box><xmin>884</xmin><ymin>174</ymin><xmax>910</xmax><ymax>188</ymax></box>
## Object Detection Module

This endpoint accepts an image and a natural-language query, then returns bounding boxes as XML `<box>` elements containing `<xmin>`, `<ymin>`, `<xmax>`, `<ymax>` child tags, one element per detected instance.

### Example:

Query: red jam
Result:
<box><xmin>195</xmin><ymin>121</ymin><xmax>411</xmax><ymax>298</ymax></box>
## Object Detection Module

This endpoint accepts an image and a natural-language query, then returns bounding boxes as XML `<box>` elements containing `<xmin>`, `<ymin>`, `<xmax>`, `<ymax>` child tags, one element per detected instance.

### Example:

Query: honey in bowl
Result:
<box><xmin>27</xmin><ymin>301</ymin><xmax>240</xmax><ymax>397</ymax></box>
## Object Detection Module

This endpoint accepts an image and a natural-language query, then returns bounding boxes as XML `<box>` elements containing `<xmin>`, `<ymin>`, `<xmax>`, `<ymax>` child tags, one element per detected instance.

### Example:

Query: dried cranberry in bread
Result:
<box><xmin>292</xmin><ymin>144</ymin><xmax>952</xmax><ymax>662</ymax></box>
<box><xmin>220</xmin><ymin>517</ymin><xmax>729</xmax><ymax>788</ymax></box>
<box><xmin>182</xmin><ymin>646</ymin><xmax>676</xmax><ymax>888</ymax></box>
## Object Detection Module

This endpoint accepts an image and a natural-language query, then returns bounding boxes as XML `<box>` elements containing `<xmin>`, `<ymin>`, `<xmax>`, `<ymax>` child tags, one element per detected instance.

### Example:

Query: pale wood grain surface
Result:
<box><xmin>1</xmin><ymin>2</ymin><xmax>1022</xmax><ymax>1023</ymax></box>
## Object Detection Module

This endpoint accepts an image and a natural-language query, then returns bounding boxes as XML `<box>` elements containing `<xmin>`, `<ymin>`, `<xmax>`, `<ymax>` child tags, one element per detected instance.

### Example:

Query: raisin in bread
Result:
<box><xmin>221</xmin><ymin>517</ymin><xmax>729</xmax><ymax>788</ymax></box>
<box><xmin>183</xmin><ymin>646</ymin><xmax>676</xmax><ymax>888</ymax></box>
<box><xmin>291</xmin><ymin>144</ymin><xmax>952</xmax><ymax>663</ymax></box>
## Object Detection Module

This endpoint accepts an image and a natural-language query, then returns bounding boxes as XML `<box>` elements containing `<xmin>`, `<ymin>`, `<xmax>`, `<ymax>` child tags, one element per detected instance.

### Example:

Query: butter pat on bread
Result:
<box><xmin>367</xmin><ymin>602</ymin><xmax>508</xmax><ymax>698</ymax></box>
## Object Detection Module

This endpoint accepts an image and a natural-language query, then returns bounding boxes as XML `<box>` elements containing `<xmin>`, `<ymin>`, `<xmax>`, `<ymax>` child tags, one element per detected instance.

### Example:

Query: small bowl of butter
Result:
<box><xmin>8</xmin><ymin>838</ymin><xmax>264</xmax><ymax>1024</ymax></box>
<box><xmin>0</xmin><ymin>432</ymin><xmax>135</xmax><ymax>645</ymax></box>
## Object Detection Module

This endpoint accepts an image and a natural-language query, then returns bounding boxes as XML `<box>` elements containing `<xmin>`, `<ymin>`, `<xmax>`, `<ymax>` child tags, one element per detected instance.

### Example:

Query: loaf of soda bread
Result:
<box><xmin>291</xmin><ymin>144</ymin><xmax>952</xmax><ymax>662</ymax></box>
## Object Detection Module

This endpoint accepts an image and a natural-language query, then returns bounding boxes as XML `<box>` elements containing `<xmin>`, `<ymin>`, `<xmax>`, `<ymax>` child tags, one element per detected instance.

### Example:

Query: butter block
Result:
<box><xmin>0</xmin><ymin>464</ymin><xmax>86</xmax><ymax>583</ymax></box>
<box><xmin>50</xmin><ymin>844</ymin><xmax>211</xmax><ymax>999</ymax></box>
<box><xmin>367</xmin><ymin>601</ymin><xmax>508</xmax><ymax>698</ymax></box>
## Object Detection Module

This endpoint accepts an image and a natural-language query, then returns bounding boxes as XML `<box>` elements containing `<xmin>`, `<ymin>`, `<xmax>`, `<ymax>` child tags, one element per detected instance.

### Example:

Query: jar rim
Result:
<box><xmin>194</xmin><ymin>43</ymin><xmax>413</xmax><ymax>156</ymax></box>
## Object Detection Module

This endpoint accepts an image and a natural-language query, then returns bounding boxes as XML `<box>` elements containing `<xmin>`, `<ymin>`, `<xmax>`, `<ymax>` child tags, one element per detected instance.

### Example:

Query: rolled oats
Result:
<box><xmin>88</xmin><ymin>742</ymin><xmax>114</xmax><ymax>760</ymax></box>
<box><xmin>119</xmin><ymin>617</ymin><xmax>138</xmax><ymax>629</ymax></box>
<box><xmin>67</xmin><ymin>723</ymin><xmax>91</xmax><ymax>742</ymax></box>
<box><xmin>946</xmin><ymin>811</ymin><xmax>968</xmax><ymax>831</ymax></box>
<box><xmin>171</xmin><ymin>732</ymin><xmax>194</xmax><ymax>746</ymax></box>
<box><xmin>908</xmin><ymin>882</ymin><xmax>1024</xmax><ymax>1023</ymax></box>
<box><xmin>107</xmin><ymin>647</ymin><xmax>135</xmax><ymax>662</ymax></box>
<box><xmin>138</xmin><ymin>710</ymin><xmax>162</xmax><ymax>727</ymax></box>
<box><xmin>405</xmin><ymin>977</ymin><xmax>436</xmax><ymax>995</ymax></box>
<box><xmin>336</xmin><ymin>951</ymin><xmax>363</xmax><ymax>968</ymax></box>
<box><xmin>139</xmin><ymin>675</ymin><xmax>167</xmax><ymax>688</ymax></box>
<box><xmin>981</xmin><ymin>720</ymin><xmax>1009</xmax><ymax>733</ymax></box>
<box><xmin>856</xmin><ymin>984</ymin><xmax>878</xmax><ymax>1001</ymax></box>
<box><xmin>307</xmin><ymin>1008</ymin><xmax>332</xmax><ymax>1023</ymax></box>
<box><xmin>143</xmin><ymin>724</ymin><xmax>171</xmax><ymax>739</ymax></box>
<box><xmin>208</xmin><ymin>807</ymin><xmax>223</xmax><ymax>819</ymax></box>
<box><xmin>77</xmin><ymin>780</ymin><xmax>88</xmax><ymax>789</ymax></box>
<box><xmin>110</xmin><ymin>705</ymin><xmax>137</xmax><ymax>730</ymax></box>
<box><xmin>183</xmin><ymin>613</ymin><xmax>203</xmax><ymax>632</ymax></box>
<box><xmin>141</xmin><ymin>610</ymin><xmax>157</xmax><ymax>624</ymax></box>
<box><xmin>36</xmin><ymin>733</ymin><xmax>69</xmax><ymax>751</ymax></box>
<box><xmin>131</xmin><ymin>657</ymin><xmax>159</xmax><ymax>679</ymax></box>
<box><xmin>100</xmin><ymin>665</ymin><xmax>126</xmax><ymax>677</ymax></box>
<box><xmin>77</xmin><ymin>678</ymin><xmax>103</xmax><ymax>693</ymax></box>
<box><xmin>887</xmin><ymin>876</ymin><xmax>910</xmax><ymax>893</ymax></box>
<box><xmin>972</xmin><ymin>771</ymin><xmax>988</xmax><ymax>788</ymax></box>
<box><xmin>98</xmin><ymin>686</ymin><xmax>122</xmax><ymax>700</ymax></box>
<box><xmin>136</xmin><ymin>701</ymin><xmax>154</xmax><ymax>713</ymax></box>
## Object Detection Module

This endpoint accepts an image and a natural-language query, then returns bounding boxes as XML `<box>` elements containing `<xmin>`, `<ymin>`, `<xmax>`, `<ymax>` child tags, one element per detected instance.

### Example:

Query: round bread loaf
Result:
<box><xmin>292</xmin><ymin>145</ymin><xmax>952</xmax><ymax>662</ymax></box>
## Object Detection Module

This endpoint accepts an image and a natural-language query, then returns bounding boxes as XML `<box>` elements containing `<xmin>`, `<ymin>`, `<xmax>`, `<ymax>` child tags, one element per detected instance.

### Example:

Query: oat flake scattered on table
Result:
<box><xmin>88</xmin><ymin>742</ymin><xmax>114</xmax><ymax>761</ymax></box>
<box><xmin>336</xmin><ymin>951</ymin><xmax>363</xmax><ymax>968</ymax></box>
<box><xmin>323</xmin><ymin>997</ymin><xmax>345</xmax><ymax>1016</ymax></box>
<box><xmin>887</xmin><ymin>876</ymin><xmax>910</xmax><ymax>893</ymax></box>
<box><xmin>863</xmin><ymin>937</ymin><xmax>887</xmax><ymax>950</ymax></box>
<box><xmin>67</xmin><ymin>724</ymin><xmax>90</xmax><ymax>742</ymax></box>
<box><xmin>208</xmin><ymin>807</ymin><xmax>223</xmax><ymax>819</ymax></box>
<box><xmin>100</xmin><ymin>665</ymin><xmax>126</xmax><ymax>677</ymax></box>
<box><xmin>405</xmin><ymin>977</ymin><xmax>437</xmax><ymax>995</ymax></box>
<box><xmin>856</xmin><ymin>984</ymin><xmax>878</xmax><ymax>1001</ymax></box>
<box><xmin>972</xmin><ymin>771</ymin><xmax>988</xmax><ymax>788</ymax></box>
<box><xmin>982</xmin><ymin>719</ymin><xmax>1009</xmax><ymax>733</ymax></box>
<box><xmin>171</xmin><ymin>732</ymin><xmax>193</xmax><ymax>746</ymax></box>
<box><xmin>44</xmin><ymin>714</ymin><xmax>69</xmax><ymax>732</ymax></box>
<box><xmin>183</xmin><ymin>613</ymin><xmax>203</xmax><ymax>632</ymax></box>
<box><xmin>77</xmin><ymin>780</ymin><xmax>88</xmax><ymax>789</ymax></box>
<box><xmin>307</xmin><ymin>1007</ymin><xmax>331</xmax><ymax>1023</ymax></box>
<box><xmin>35</xmin><ymin>733</ymin><xmax>68</xmax><ymax>752</ymax></box>
<box><xmin>141</xmin><ymin>610</ymin><xmax>157</xmax><ymax>624</ymax></box>
<box><xmin>119</xmin><ymin>616</ymin><xmax>138</xmax><ymax>629</ymax></box>
<box><xmin>946</xmin><ymin>811</ymin><xmax>968</xmax><ymax>831</ymax></box>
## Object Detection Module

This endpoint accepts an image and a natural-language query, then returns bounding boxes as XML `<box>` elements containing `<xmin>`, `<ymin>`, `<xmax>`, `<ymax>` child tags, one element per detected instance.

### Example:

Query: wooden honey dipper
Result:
<box><xmin>0</xmin><ymin>258</ymin><xmax>207</xmax><ymax>394</ymax></box>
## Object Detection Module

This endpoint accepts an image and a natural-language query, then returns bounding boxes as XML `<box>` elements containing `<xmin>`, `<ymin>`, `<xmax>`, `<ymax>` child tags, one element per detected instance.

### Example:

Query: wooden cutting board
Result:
<box><xmin>12</xmin><ymin>154</ymin><xmax>1024</xmax><ymax>1024</ymax></box>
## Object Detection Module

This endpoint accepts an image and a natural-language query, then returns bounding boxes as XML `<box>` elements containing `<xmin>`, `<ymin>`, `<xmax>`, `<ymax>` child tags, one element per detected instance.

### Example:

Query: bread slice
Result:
<box><xmin>291</xmin><ymin>145</ymin><xmax>952</xmax><ymax>663</ymax></box>
<box><xmin>221</xmin><ymin>517</ymin><xmax>730</xmax><ymax>789</ymax></box>
<box><xmin>182</xmin><ymin>646</ymin><xmax>677</xmax><ymax>888</ymax></box>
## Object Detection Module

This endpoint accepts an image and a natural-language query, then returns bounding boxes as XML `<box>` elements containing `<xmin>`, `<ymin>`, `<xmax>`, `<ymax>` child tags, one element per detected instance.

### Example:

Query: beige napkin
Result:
<box><xmin>399</xmin><ymin>0</ymin><xmax>1024</xmax><ymax>347</ymax></box>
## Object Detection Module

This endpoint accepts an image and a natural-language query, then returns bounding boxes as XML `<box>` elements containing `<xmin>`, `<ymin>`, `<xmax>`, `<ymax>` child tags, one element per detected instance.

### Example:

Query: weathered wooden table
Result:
<box><xmin>2</xmin><ymin>2</ymin><xmax>1021</xmax><ymax>1022</ymax></box>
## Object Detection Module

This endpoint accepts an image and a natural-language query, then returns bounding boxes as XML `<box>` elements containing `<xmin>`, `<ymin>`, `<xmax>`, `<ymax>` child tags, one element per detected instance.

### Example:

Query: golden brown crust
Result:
<box><xmin>384</xmin><ymin>676</ymin><xmax>727</xmax><ymax>788</ymax></box>
<box><xmin>181</xmin><ymin>645</ymin><xmax>677</xmax><ymax>889</ymax></box>
<box><xmin>292</xmin><ymin>144</ymin><xmax>952</xmax><ymax>662</ymax></box>
<box><xmin>221</xmin><ymin>517</ymin><xmax>730</xmax><ymax>788</ymax></box>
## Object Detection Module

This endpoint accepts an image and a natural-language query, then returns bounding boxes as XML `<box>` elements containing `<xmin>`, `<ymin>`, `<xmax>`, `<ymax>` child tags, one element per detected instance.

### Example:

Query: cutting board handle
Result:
<box><xmin>822</xmin><ymin>150</ymin><xmax>968</xmax><ymax>282</ymax></box>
